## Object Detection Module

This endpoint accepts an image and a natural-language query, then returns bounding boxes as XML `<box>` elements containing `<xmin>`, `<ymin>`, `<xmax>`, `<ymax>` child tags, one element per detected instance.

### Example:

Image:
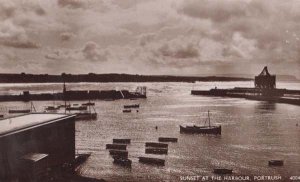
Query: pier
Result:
<box><xmin>0</xmin><ymin>84</ymin><xmax>146</xmax><ymax>102</ymax></box>
<box><xmin>191</xmin><ymin>67</ymin><xmax>300</xmax><ymax>106</ymax></box>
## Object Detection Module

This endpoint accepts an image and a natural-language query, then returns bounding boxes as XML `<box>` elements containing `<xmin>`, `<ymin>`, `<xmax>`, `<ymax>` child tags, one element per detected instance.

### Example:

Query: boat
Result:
<box><xmin>76</xmin><ymin>100</ymin><xmax>97</xmax><ymax>121</ymax></box>
<box><xmin>138</xmin><ymin>157</ymin><xmax>165</xmax><ymax>166</ymax></box>
<box><xmin>123</xmin><ymin>109</ymin><xmax>131</xmax><ymax>113</ymax></box>
<box><xmin>109</xmin><ymin>150</ymin><xmax>128</xmax><ymax>158</ymax></box>
<box><xmin>106</xmin><ymin>144</ymin><xmax>127</xmax><ymax>150</ymax></box>
<box><xmin>180</xmin><ymin>111</ymin><xmax>221</xmax><ymax>135</ymax></box>
<box><xmin>45</xmin><ymin>106</ymin><xmax>60</xmax><ymax>112</ymax></box>
<box><xmin>145</xmin><ymin>148</ymin><xmax>168</xmax><ymax>155</ymax></box>
<box><xmin>145</xmin><ymin>142</ymin><xmax>168</xmax><ymax>148</ymax></box>
<box><xmin>75</xmin><ymin>112</ymin><xmax>97</xmax><ymax>120</ymax></box>
<box><xmin>74</xmin><ymin>153</ymin><xmax>91</xmax><ymax>168</ymax></box>
<box><xmin>213</xmin><ymin>168</ymin><xmax>233</xmax><ymax>174</ymax></box>
<box><xmin>9</xmin><ymin>109</ymin><xmax>31</xmax><ymax>114</ymax></box>
<box><xmin>124</xmin><ymin>104</ymin><xmax>139</xmax><ymax>109</ymax></box>
<box><xmin>113</xmin><ymin>157</ymin><xmax>132</xmax><ymax>167</ymax></box>
<box><xmin>0</xmin><ymin>114</ymin><xmax>4</xmax><ymax>118</ymax></box>
<box><xmin>66</xmin><ymin>105</ymin><xmax>87</xmax><ymax>111</ymax></box>
<box><xmin>82</xmin><ymin>102</ymin><xmax>95</xmax><ymax>106</ymax></box>
<box><xmin>158</xmin><ymin>137</ymin><xmax>178</xmax><ymax>143</ymax></box>
<box><xmin>113</xmin><ymin>139</ymin><xmax>131</xmax><ymax>144</ymax></box>
<box><xmin>268</xmin><ymin>160</ymin><xmax>284</xmax><ymax>166</ymax></box>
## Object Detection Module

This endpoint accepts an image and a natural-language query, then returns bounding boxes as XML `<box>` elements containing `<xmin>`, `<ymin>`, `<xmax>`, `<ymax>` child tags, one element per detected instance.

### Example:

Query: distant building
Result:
<box><xmin>0</xmin><ymin>113</ymin><xmax>76</xmax><ymax>181</ymax></box>
<box><xmin>255</xmin><ymin>66</ymin><xmax>276</xmax><ymax>89</ymax></box>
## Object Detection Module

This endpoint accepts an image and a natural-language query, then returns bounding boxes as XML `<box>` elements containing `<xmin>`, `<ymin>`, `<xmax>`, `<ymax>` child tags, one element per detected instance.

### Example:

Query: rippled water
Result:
<box><xmin>0</xmin><ymin>81</ymin><xmax>300</xmax><ymax>181</ymax></box>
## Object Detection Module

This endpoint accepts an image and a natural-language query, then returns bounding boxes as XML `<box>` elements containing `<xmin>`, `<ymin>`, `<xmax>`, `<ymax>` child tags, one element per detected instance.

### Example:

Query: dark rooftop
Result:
<box><xmin>0</xmin><ymin>113</ymin><xmax>75</xmax><ymax>137</ymax></box>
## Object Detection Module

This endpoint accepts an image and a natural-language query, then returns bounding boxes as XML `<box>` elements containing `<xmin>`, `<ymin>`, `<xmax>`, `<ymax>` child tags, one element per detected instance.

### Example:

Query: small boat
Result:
<box><xmin>139</xmin><ymin>157</ymin><xmax>165</xmax><ymax>166</ymax></box>
<box><xmin>109</xmin><ymin>150</ymin><xmax>128</xmax><ymax>158</ymax></box>
<box><xmin>145</xmin><ymin>142</ymin><xmax>168</xmax><ymax>148</ymax></box>
<box><xmin>213</xmin><ymin>168</ymin><xmax>233</xmax><ymax>174</ymax></box>
<box><xmin>0</xmin><ymin>114</ymin><xmax>4</xmax><ymax>118</ymax></box>
<box><xmin>9</xmin><ymin>109</ymin><xmax>31</xmax><ymax>114</ymax></box>
<box><xmin>45</xmin><ymin>106</ymin><xmax>60</xmax><ymax>111</ymax></box>
<box><xmin>82</xmin><ymin>102</ymin><xmax>95</xmax><ymax>106</ymax></box>
<box><xmin>124</xmin><ymin>104</ymin><xmax>139</xmax><ymax>109</ymax></box>
<box><xmin>268</xmin><ymin>160</ymin><xmax>284</xmax><ymax>166</ymax></box>
<box><xmin>123</xmin><ymin>109</ymin><xmax>131</xmax><ymax>113</ymax></box>
<box><xmin>145</xmin><ymin>148</ymin><xmax>168</xmax><ymax>155</ymax></box>
<box><xmin>158</xmin><ymin>137</ymin><xmax>178</xmax><ymax>143</ymax></box>
<box><xmin>113</xmin><ymin>157</ymin><xmax>132</xmax><ymax>167</ymax></box>
<box><xmin>180</xmin><ymin>111</ymin><xmax>221</xmax><ymax>135</ymax></box>
<box><xmin>113</xmin><ymin>139</ymin><xmax>131</xmax><ymax>144</ymax></box>
<box><xmin>75</xmin><ymin>112</ymin><xmax>97</xmax><ymax>120</ymax></box>
<box><xmin>66</xmin><ymin>105</ymin><xmax>87</xmax><ymax>111</ymax></box>
<box><xmin>74</xmin><ymin>153</ymin><xmax>91</xmax><ymax>168</ymax></box>
<box><xmin>59</xmin><ymin>104</ymin><xmax>70</xmax><ymax>108</ymax></box>
<box><xmin>106</xmin><ymin>144</ymin><xmax>127</xmax><ymax>150</ymax></box>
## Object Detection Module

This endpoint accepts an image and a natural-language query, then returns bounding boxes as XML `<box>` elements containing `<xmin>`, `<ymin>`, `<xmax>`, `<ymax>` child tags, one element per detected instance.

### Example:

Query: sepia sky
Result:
<box><xmin>0</xmin><ymin>0</ymin><xmax>300</xmax><ymax>77</ymax></box>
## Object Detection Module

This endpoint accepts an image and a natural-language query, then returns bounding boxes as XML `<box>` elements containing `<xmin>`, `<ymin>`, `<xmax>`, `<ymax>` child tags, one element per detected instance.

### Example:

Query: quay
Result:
<box><xmin>191</xmin><ymin>67</ymin><xmax>300</xmax><ymax>106</ymax></box>
<box><xmin>0</xmin><ymin>83</ymin><xmax>146</xmax><ymax>102</ymax></box>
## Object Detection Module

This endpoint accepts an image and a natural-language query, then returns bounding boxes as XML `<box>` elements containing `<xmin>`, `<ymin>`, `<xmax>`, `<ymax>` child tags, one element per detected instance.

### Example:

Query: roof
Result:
<box><xmin>0</xmin><ymin>113</ymin><xmax>75</xmax><ymax>137</ymax></box>
<box><xmin>21</xmin><ymin>153</ymin><xmax>49</xmax><ymax>162</ymax></box>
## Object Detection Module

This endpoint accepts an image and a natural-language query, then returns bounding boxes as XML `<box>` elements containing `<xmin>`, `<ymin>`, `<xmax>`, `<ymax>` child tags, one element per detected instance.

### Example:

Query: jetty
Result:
<box><xmin>191</xmin><ymin>67</ymin><xmax>300</xmax><ymax>106</ymax></box>
<box><xmin>0</xmin><ymin>83</ymin><xmax>146</xmax><ymax>102</ymax></box>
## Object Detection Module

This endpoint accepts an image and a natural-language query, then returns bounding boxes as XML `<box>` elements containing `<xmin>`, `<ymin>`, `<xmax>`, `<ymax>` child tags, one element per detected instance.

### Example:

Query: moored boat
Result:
<box><xmin>113</xmin><ymin>139</ymin><xmax>131</xmax><ymax>144</ymax></box>
<box><xmin>158</xmin><ymin>137</ymin><xmax>178</xmax><ymax>142</ymax></box>
<box><xmin>113</xmin><ymin>157</ymin><xmax>132</xmax><ymax>167</ymax></box>
<box><xmin>66</xmin><ymin>105</ymin><xmax>87</xmax><ymax>111</ymax></box>
<box><xmin>123</xmin><ymin>109</ymin><xmax>131</xmax><ymax>113</ymax></box>
<box><xmin>145</xmin><ymin>142</ymin><xmax>168</xmax><ymax>148</ymax></box>
<box><xmin>75</xmin><ymin>112</ymin><xmax>97</xmax><ymax>120</ymax></box>
<box><xmin>138</xmin><ymin>157</ymin><xmax>165</xmax><ymax>166</ymax></box>
<box><xmin>268</xmin><ymin>160</ymin><xmax>284</xmax><ymax>166</ymax></box>
<box><xmin>45</xmin><ymin>106</ymin><xmax>60</xmax><ymax>111</ymax></box>
<box><xmin>180</xmin><ymin>111</ymin><xmax>221</xmax><ymax>135</ymax></box>
<box><xmin>124</xmin><ymin>104</ymin><xmax>139</xmax><ymax>109</ymax></box>
<box><xmin>82</xmin><ymin>102</ymin><xmax>95</xmax><ymax>106</ymax></box>
<box><xmin>109</xmin><ymin>150</ymin><xmax>128</xmax><ymax>158</ymax></box>
<box><xmin>145</xmin><ymin>148</ymin><xmax>168</xmax><ymax>155</ymax></box>
<box><xmin>106</xmin><ymin>144</ymin><xmax>127</xmax><ymax>150</ymax></box>
<box><xmin>9</xmin><ymin>109</ymin><xmax>31</xmax><ymax>114</ymax></box>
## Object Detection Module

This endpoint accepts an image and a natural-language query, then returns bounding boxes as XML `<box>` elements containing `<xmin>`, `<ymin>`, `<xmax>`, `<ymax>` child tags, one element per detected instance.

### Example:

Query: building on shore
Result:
<box><xmin>254</xmin><ymin>66</ymin><xmax>276</xmax><ymax>89</ymax></box>
<box><xmin>0</xmin><ymin>113</ymin><xmax>76</xmax><ymax>181</ymax></box>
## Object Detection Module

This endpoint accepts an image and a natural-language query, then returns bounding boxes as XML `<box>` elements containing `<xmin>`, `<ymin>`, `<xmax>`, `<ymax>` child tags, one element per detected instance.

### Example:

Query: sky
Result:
<box><xmin>0</xmin><ymin>0</ymin><xmax>300</xmax><ymax>77</ymax></box>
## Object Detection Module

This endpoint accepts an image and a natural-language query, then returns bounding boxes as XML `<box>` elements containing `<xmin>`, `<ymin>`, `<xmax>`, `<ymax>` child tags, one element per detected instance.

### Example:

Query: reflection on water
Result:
<box><xmin>0</xmin><ymin>82</ymin><xmax>300</xmax><ymax>181</ymax></box>
<box><xmin>254</xmin><ymin>102</ymin><xmax>277</xmax><ymax>114</ymax></box>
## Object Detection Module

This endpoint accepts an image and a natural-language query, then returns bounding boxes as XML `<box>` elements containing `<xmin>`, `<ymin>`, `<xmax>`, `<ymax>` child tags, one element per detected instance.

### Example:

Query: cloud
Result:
<box><xmin>157</xmin><ymin>42</ymin><xmax>199</xmax><ymax>59</ymax></box>
<box><xmin>45</xmin><ymin>41</ymin><xmax>110</xmax><ymax>62</ymax></box>
<box><xmin>178</xmin><ymin>0</ymin><xmax>247</xmax><ymax>23</ymax></box>
<box><xmin>0</xmin><ymin>0</ymin><xmax>300</xmax><ymax>77</ymax></box>
<box><xmin>0</xmin><ymin>20</ymin><xmax>39</xmax><ymax>48</ymax></box>
<box><xmin>60</xmin><ymin>32</ymin><xmax>75</xmax><ymax>41</ymax></box>
<box><xmin>57</xmin><ymin>0</ymin><xmax>85</xmax><ymax>9</ymax></box>
<box><xmin>0</xmin><ymin>1</ymin><xmax>16</xmax><ymax>19</ymax></box>
<box><xmin>82</xmin><ymin>41</ymin><xmax>109</xmax><ymax>62</ymax></box>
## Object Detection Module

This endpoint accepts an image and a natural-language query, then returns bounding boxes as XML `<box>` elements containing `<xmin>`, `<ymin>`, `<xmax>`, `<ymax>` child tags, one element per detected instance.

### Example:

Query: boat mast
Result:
<box><xmin>208</xmin><ymin>110</ymin><xmax>211</xmax><ymax>127</ymax></box>
<box><xmin>63</xmin><ymin>82</ymin><xmax>66</xmax><ymax>114</ymax></box>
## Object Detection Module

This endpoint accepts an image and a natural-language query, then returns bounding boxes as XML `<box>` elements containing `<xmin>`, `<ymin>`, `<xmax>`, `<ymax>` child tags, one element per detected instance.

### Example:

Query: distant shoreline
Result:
<box><xmin>0</xmin><ymin>73</ymin><xmax>252</xmax><ymax>83</ymax></box>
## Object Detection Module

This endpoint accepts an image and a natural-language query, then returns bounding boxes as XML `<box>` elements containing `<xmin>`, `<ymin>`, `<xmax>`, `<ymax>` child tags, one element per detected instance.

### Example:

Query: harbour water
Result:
<box><xmin>0</xmin><ymin>81</ymin><xmax>300</xmax><ymax>181</ymax></box>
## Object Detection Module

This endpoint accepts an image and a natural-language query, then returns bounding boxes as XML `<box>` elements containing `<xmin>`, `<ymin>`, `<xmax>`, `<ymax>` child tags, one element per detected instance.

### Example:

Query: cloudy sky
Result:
<box><xmin>0</xmin><ymin>0</ymin><xmax>300</xmax><ymax>77</ymax></box>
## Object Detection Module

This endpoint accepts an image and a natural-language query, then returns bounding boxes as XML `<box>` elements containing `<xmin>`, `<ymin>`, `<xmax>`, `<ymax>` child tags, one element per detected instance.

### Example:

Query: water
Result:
<box><xmin>0</xmin><ymin>81</ymin><xmax>300</xmax><ymax>181</ymax></box>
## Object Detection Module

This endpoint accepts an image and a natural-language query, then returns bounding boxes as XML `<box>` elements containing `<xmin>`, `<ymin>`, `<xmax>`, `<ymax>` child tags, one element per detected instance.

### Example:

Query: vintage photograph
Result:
<box><xmin>0</xmin><ymin>0</ymin><xmax>299</xmax><ymax>181</ymax></box>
